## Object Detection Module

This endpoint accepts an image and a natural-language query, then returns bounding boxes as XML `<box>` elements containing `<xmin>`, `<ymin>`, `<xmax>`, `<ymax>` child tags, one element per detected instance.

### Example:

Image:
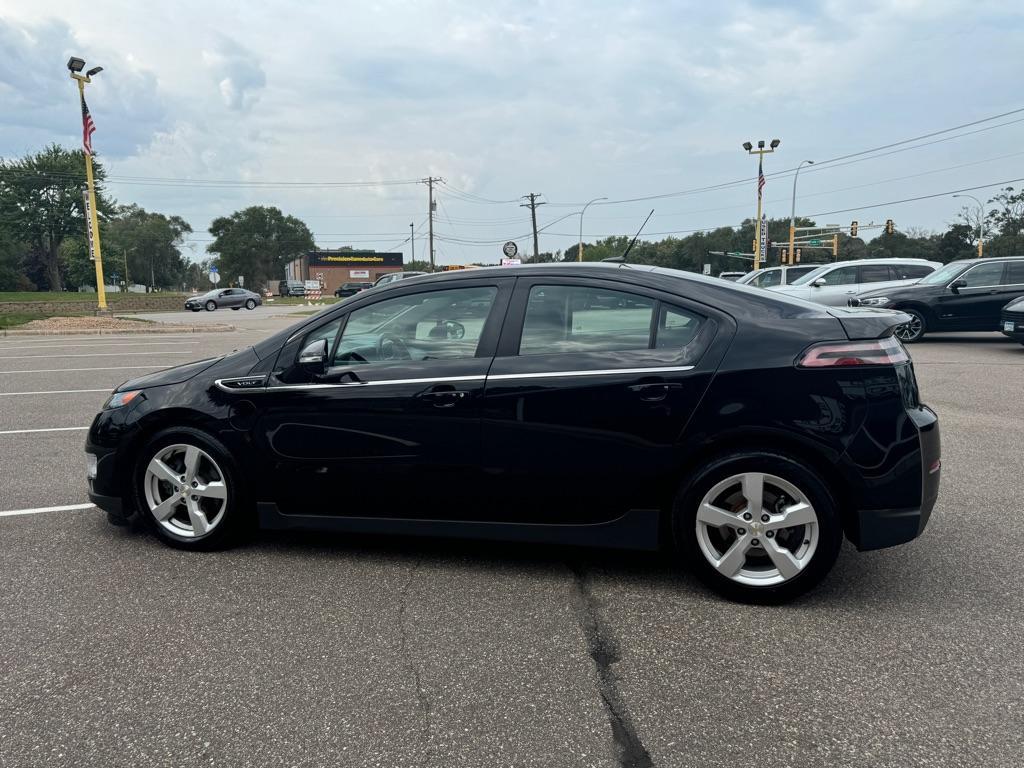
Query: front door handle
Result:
<box><xmin>418</xmin><ymin>390</ymin><xmax>468</xmax><ymax>408</ymax></box>
<box><xmin>628</xmin><ymin>382</ymin><xmax>683</xmax><ymax>402</ymax></box>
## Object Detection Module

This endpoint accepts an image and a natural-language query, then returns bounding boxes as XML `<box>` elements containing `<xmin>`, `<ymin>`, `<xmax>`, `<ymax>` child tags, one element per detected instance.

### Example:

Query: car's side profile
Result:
<box><xmin>852</xmin><ymin>256</ymin><xmax>1024</xmax><ymax>342</ymax></box>
<box><xmin>86</xmin><ymin>264</ymin><xmax>940</xmax><ymax>603</ymax></box>
<box><xmin>769</xmin><ymin>258</ymin><xmax>939</xmax><ymax>306</ymax></box>
<box><xmin>737</xmin><ymin>264</ymin><xmax>819</xmax><ymax>288</ymax></box>
<box><xmin>184</xmin><ymin>288</ymin><xmax>262</xmax><ymax>312</ymax></box>
<box><xmin>334</xmin><ymin>282</ymin><xmax>372</xmax><ymax>297</ymax></box>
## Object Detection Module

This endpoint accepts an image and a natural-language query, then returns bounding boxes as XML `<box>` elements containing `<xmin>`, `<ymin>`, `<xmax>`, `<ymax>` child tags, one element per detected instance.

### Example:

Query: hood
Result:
<box><xmin>116</xmin><ymin>356</ymin><xmax>223</xmax><ymax>391</ymax></box>
<box><xmin>826</xmin><ymin>306</ymin><xmax>912</xmax><ymax>340</ymax></box>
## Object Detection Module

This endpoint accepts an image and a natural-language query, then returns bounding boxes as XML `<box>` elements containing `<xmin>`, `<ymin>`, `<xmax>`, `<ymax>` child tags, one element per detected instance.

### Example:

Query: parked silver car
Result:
<box><xmin>737</xmin><ymin>264</ymin><xmax>820</xmax><ymax>288</ymax></box>
<box><xmin>185</xmin><ymin>288</ymin><xmax>263</xmax><ymax>312</ymax></box>
<box><xmin>766</xmin><ymin>258</ymin><xmax>940</xmax><ymax>306</ymax></box>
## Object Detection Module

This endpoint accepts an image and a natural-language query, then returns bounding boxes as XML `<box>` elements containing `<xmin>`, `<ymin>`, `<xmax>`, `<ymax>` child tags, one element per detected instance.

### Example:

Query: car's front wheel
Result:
<box><xmin>205</xmin><ymin>300</ymin><xmax>216</xmax><ymax>311</ymax></box>
<box><xmin>134</xmin><ymin>428</ymin><xmax>247</xmax><ymax>550</ymax></box>
<box><xmin>245</xmin><ymin>299</ymin><xmax>256</xmax><ymax>310</ymax></box>
<box><xmin>893</xmin><ymin>308</ymin><xmax>926</xmax><ymax>343</ymax></box>
<box><xmin>675</xmin><ymin>452</ymin><xmax>842</xmax><ymax>603</ymax></box>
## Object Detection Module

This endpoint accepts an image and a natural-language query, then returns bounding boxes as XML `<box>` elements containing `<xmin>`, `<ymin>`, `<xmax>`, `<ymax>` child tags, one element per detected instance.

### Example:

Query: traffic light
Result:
<box><xmin>885</xmin><ymin>219</ymin><xmax>894</xmax><ymax>235</ymax></box>
<box><xmin>850</xmin><ymin>220</ymin><xmax>858</xmax><ymax>237</ymax></box>
<box><xmin>796</xmin><ymin>248</ymin><xmax>802</xmax><ymax>262</ymax></box>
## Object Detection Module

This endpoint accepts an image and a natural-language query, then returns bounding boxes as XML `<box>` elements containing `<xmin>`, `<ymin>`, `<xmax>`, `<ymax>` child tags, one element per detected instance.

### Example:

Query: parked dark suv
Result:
<box><xmin>851</xmin><ymin>256</ymin><xmax>1024</xmax><ymax>342</ymax></box>
<box><xmin>85</xmin><ymin>264</ymin><xmax>939</xmax><ymax>603</ymax></box>
<box><xmin>334</xmin><ymin>282</ymin><xmax>372</xmax><ymax>298</ymax></box>
<box><xmin>277</xmin><ymin>280</ymin><xmax>306</xmax><ymax>297</ymax></box>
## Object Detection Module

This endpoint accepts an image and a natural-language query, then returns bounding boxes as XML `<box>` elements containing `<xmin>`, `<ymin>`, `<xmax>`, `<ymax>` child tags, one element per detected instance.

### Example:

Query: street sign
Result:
<box><xmin>500</xmin><ymin>258</ymin><xmax>521</xmax><ymax>267</ymax></box>
<box><xmin>502</xmin><ymin>241</ymin><xmax>518</xmax><ymax>258</ymax></box>
<box><xmin>238</xmin><ymin>275</ymin><xmax>244</xmax><ymax>287</ymax></box>
<box><xmin>209</xmin><ymin>271</ymin><xmax>221</xmax><ymax>285</ymax></box>
<box><xmin>702</xmin><ymin>263</ymin><xmax>711</xmax><ymax>275</ymax></box>
<box><xmin>759</xmin><ymin>214</ymin><xmax>767</xmax><ymax>262</ymax></box>
<box><xmin>82</xmin><ymin>190</ymin><xmax>97</xmax><ymax>262</ymax></box>
<box><xmin>808</xmin><ymin>239</ymin><xmax>822</xmax><ymax>247</ymax></box>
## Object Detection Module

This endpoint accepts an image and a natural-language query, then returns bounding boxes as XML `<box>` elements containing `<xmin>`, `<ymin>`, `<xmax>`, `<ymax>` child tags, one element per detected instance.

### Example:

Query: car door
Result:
<box><xmin>479</xmin><ymin>277</ymin><xmax>730</xmax><ymax>525</ymax></box>
<box><xmin>805</xmin><ymin>265</ymin><xmax>860</xmax><ymax>305</ymax></box>
<box><xmin>253</xmin><ymin>278</ymin><xmax>513</xmax><ymax>519</ymax></box>
<box><xmin>938</xmin><ymin>261</ymin><xmax>1008</xmax><ymax>328</ymax></box>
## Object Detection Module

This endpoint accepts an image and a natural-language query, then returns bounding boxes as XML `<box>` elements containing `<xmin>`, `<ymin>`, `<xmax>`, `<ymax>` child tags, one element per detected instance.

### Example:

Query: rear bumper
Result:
<box><xmin>850</xmin><ymin>405</ymin><xmax>940</xmax><ymax>551</ymax></box>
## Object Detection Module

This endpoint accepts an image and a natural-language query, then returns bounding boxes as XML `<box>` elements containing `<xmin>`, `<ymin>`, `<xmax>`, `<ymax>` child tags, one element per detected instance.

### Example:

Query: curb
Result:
<box><xmin>1</xmin><ymin>324</ymin><xmax>236</xmax><ymax>337</ymax></box>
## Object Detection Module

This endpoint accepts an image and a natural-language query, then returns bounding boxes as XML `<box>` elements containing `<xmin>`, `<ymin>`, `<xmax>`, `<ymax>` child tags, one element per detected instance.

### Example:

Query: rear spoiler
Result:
<box><xmin>826</xmin><ymin>307</ymin><xmax>912</xmax><ymax>340</ymax></box>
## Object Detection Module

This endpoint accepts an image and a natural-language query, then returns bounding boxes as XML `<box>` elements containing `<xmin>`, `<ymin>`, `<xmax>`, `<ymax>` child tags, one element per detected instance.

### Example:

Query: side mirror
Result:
<box><xmin>444</xmin><ymin>320</ymin><xmax>466</xmax><ymax>339</ymax></box>
<box><xmin>812</xmin><ymin>278</ymin><xmax>827</xmax><ymax>287</ymax></box>
<box><xmin>949</xmin><ymin>279</ymin><xmax>966</xmax><ymax>293</ymax></box>
<box><xmin>298</xmin><ymin>338</ymin><xmax>328</xmax><ymax>375</ymax></box>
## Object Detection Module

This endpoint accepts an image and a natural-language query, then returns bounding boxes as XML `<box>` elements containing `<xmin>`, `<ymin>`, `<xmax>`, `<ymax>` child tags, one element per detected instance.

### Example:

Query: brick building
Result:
<box><xmin>286</xmin><ymin>250</ymin><xmax>404</xmax><ymax>294</ymax></box>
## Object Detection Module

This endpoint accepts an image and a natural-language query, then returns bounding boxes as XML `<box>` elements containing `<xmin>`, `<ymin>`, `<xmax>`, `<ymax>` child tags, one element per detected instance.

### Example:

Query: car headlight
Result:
<box><xmin>104</xmin><ymin>390</ymin><xmax>143</xmax><ymax>409</ymax></box>
<box><xmin>859</xmin><ymin>296</ymin><xmax>891</xmax><ymax>306</ymax></box>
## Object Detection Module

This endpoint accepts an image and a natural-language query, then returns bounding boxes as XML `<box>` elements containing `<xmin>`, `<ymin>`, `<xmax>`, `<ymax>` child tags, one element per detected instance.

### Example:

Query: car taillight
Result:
<box><xmin>798</xmin><ymin>336</ymin><xmax>910</xmax><ymax>368</ymax></box>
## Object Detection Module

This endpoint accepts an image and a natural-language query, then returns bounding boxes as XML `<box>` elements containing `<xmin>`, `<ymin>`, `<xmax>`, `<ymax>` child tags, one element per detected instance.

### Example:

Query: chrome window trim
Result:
<box><xmin>216</xmin><ymin>366</ymin><xmax>695</xmax><ymax>393</ymax></box>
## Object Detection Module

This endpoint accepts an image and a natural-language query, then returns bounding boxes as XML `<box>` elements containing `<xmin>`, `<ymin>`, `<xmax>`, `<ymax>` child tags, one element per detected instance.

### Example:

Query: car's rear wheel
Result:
<box><xmin>134</xmin><ymin>428</ymin><xmax>247</xmax><ymax>550</ymax></box>
<box><xmin>205</xmin><ymin>300</ymin><xmax>216</xmax><ymax>311</ymax></box>
<box><xmin>675</xmin><ymin>452</ymin><xmax>842</xmax><ymax>603</ymax></box>
<box><xmin>245</xmin><ymin>299</ymin><xmax>256</xmax><ymax>310</ymax></box>
<box><xmin>893</xmin><ymin>308</ymin><xmax>926</xmax><ymax>343</ymax></box>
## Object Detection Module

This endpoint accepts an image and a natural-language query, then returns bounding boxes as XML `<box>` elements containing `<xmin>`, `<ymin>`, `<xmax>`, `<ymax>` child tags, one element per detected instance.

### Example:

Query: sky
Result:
<box><xmin>1</xmin><ymin>0</ymin><xmax>1023</xmax><ymax>266</ymax></box>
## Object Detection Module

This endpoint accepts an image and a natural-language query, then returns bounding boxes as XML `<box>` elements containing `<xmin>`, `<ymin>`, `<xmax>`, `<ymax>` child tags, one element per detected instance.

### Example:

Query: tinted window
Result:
<box><xmin>785</xmin><ymin>266</ymin><xmax>817</xmax><ymax>283</ymax></box>
<box><xmin>818</xmin><ymin>266</ymin><xmax>859</xmax><ymax>286</ymax></box>
<box><xmin>1005</xmin><ymin>261</ymin><xmax>1024</xmax><ymax>285</ymax></box>
<box><xmin>894</xmin><ymin>264</ymin><xmax>934</xmax><ymax>279</ymax></box>
<box><xmin>519</xmin><ymin>285</ymin><xmax>654</xmax><ymax>355</ymax></box>
<box><xmin>752</xmin><ymin>270</ymin><xmax>782</xmax><ymax>288</ymax></box>
<box><xmin>859</xmin><ymin>265</ymin><xmax>893</xmax><ymax>284</ymax></box>
<box><xmin>334</xmin><ymin>286</ymin><xmax>497</xmax><ymax>366</ymax></box>
<box><xmin>959</xmin><ymin>262</ymin><xmax>1004</xmax><ymax>287</ymax></box>
<box><xmin>655</xmin><ymin>305</ymin><xmax>704</xmax><ymax>349</ymax></box>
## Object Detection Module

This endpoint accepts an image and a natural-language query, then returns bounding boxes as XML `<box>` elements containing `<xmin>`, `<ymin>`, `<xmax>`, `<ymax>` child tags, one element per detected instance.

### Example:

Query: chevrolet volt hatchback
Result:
<box><xmin>86</xmin><ymin>264</ymin><xmax>940</xmax><ymax>603</ymax></box>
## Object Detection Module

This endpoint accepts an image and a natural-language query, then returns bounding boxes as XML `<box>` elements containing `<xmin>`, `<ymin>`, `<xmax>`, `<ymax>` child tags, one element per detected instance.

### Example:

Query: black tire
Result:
<box><xmin>893</xmin><ymin>307</ymin><xmax>926</xmax><ymax>343</ymax></box>
<box><xmin>205</xmin><ymin>300</ymin><xmax>216</xmax><ymax>311</ymax></box>
<box><xmin>133</xmin><ymin>427</ymin><xmax>249</xmax><ymax>551</ymax></box>
<box><xmin>191</xmin><ymin>307</ymin><xmax>201</xmax><ymax>312</ymax></box>
<box><xmin>674</xmin><ymin>452</ymin><xmax>843</xmax><ymax>604</ymax></box>
<box><xmin>245</xmin><ymin>299</ymin><xmax>256</xmax><ymax>310</ymax></box>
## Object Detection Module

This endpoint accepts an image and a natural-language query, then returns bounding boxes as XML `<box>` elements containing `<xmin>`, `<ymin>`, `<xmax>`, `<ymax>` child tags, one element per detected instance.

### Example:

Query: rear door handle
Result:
<box><xmin>628</xmin><ymin>382</ymin><xmax>683</xmax><ymax>401</ymax></box>
<box><xmin>418</xmin><ymin>390</ymin><xmax>468</xmax><ymax>408</ymax></box>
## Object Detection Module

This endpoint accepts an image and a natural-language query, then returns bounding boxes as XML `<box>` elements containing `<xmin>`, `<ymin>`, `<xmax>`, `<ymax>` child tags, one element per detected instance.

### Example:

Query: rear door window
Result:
<box><xmin>960</xmin><ymin>262</ymin><xmax>1005</xmax><ymax>287</ymax></box>
<box><xmin>858</xmin><ymin>264</ymin><xmax>894</xmax><ymax>284</ymax></box>
<box><xmin>894</xmin><ymin>264</ymin><xmax>935</xmax><ymax>279</ymax></box>
<box><xmin>818</xmin><ymin>266</ymin><xmax>859</xmax><ymax>286</ymax></box>
<box><xmin>1005</xmin><ymin>261</ymin><xmax>1024</xmax><ymax>285</ymax></box>
<box><xmin>752</xmin><ymin>270</ymin><xmax>782</xmax><ymax>288</ymax></box>
<box><xmin>519</xmin><ymin>285</ymin><xmax>654</xmax><ymax>354</ymax></box>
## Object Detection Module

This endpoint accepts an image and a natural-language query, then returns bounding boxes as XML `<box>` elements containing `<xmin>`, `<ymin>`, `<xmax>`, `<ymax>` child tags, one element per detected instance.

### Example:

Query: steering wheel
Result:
<box><xmin>376</xmin><ymin>333</ymin><xmax>412</xmax><ymax>361</ymax></box>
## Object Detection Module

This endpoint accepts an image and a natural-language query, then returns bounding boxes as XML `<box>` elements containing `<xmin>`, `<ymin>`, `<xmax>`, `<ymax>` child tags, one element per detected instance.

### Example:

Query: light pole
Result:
<box><xmin>68</xmin><ymin>57</ymin><xmax>107</xmax><ymax>309</ymax></box>
<box><xmin>953</xmin><ymin>193</ymin><xmax>985</xmax><ymax>258</ymax></box>
<box><xmin>409</xmin><ymin>222</ymin><xmax>415</xmax><ymax>263</ymax></box>
<box><xmin>577</xmin><ymin>197</ymin><xmax>607</xmax><ymax>262</ymax></box>
<box><xmin>788</xmin><ymin>160</ymin><xmax>813</xmax><ymax>265</ymax></box>
<box><xmin>742</xmin><ymin>139</ymin><xmax>780</xmax><ymax>270</ymax></box>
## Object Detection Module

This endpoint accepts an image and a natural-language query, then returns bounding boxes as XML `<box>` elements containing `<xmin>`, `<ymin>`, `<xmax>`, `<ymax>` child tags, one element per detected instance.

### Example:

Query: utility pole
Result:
<box><xmin>424</xmin><ymin>177</ymin><xmax>440</xmax><ymax>271</ymax></box>
<box><xmin>409</xmin><ymin>222</ymin><xmax>415</xmax><ymax>264</ymax></box>
<box><xmin>520</xmin><ymin>193</ymin><xmax>546</xmax><ymax>261</ymax></box>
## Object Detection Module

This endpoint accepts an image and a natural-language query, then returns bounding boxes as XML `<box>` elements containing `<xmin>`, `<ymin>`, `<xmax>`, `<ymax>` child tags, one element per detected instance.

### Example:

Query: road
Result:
<box><xmin>0</xmin><ymin>316</ymin><xmax>1021</xmax><ymax>768</ymax></box>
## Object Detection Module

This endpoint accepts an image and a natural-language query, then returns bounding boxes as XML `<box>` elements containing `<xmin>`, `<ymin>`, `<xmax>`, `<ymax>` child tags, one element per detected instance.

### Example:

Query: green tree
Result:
<box><xmin>207</xmin><ymin>206</ymin><xmax>315</xmax><ymax>291</ymax></box>
<box><xmin>0</xmin><ymin>144</ymin><xmax>113</xmax><ymax>291</ymax></box>
<box><xmin>0</xmin><ymin>230</ymin><xmax>34</xmax><ymax>291</ymax></box>
<box><xmin>104</xmin><ymin>205</ymin><xmax>192</xmax><ymax>290</ymax></box>
<box><xmin>405</xmin><ymin>260</ymin><xmax>434</xmax><ymax>272</ymax></box>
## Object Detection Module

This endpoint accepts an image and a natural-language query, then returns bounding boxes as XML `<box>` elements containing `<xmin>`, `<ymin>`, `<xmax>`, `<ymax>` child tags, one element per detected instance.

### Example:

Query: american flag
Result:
<box><xmin>80</xmin><ymin>93</ymin><xmax>96</xmax><ymax>156</ymax></box>
<box><xmin>757</xmin><ymin>158</ymin><xmax>765</xmax><ymax>199</ymax></box>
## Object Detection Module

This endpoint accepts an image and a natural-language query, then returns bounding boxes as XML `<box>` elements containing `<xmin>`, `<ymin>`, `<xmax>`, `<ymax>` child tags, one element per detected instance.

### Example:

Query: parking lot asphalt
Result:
<box><xmin>1</xmin><ymin>319</ymin><xmax>1022</xmax><ymax>768</ymax></box>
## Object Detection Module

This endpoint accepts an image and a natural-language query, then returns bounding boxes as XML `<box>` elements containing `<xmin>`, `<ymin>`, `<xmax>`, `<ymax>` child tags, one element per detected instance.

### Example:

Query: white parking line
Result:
<box><xmin>0</xmin><ymin>426</ymin><xmax>89</xmax><ymax>435</ymax></box>
<box><xmin>0</xmin><ymin>341</ymin><xmax>197</xmax><ymax>351</ymax></box>
<box><xmin>0</xmin><ymin>389</ymin><xmax>111</xmax><ymax>396</ymax></box>
<box><xmin>0</xmin><ymin>503</ymin><xmax>95</xmax><ymax>518</ymax></box>
<box><xmin>0</xmin><ymin>351</ymin><xmax>195</xmax><ymax>360</ymax></box>
<box><xmin>0</xmin><ymin>365</ymin><xmax>163</xmax><ymax>374</ymax></box>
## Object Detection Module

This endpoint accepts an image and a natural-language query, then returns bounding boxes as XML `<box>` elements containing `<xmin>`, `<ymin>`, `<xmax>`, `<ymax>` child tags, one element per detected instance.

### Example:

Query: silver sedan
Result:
<box><xmin>185</xmin><ymin>288</ymin><xmax>263</xmax><ymax>312</ymax></box>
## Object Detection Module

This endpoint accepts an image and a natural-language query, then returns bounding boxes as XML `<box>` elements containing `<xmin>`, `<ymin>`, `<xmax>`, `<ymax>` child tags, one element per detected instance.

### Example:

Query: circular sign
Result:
<box><xmin>209</xmin><ymin>271</ymin><xmax>221</xmax><ymax>284</ymax></box>
<box><xmin>502</xmin><ymin>241</ymin><xmax>518</xmax><ymax>258</ymax></box>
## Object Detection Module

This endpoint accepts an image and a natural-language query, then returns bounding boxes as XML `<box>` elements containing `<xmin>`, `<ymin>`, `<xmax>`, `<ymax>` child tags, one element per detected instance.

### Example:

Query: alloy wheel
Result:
<box><xmin>894</xmin><ymin>313</ymin><xmax>923</xmax><ymax>342</ymax></box>
<box><xmin>143</xmin><ymin>443</ymin><xmax>228</xmax><ymax>538</ymax></box>
<box><xmin>695</xmin><ymin>472</ymin><xmax>819</xmax><ymax>587</ymax></box>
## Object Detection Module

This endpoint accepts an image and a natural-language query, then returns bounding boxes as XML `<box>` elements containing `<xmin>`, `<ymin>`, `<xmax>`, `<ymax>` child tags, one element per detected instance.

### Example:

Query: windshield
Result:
<box><xmin>918</xmin><ymin>261</ymin><xmax>967</xmax><ymax>285</ymax></box>
<box><xmin>790</xmin><ymin>265</ymin><xmax>832</xmax><ymax>286</ymax></box>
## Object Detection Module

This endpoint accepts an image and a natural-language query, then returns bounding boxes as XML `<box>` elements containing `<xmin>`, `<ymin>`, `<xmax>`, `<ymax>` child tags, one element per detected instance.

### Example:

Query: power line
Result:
<box><xmin>805</xmin><ymin>177</ymin><xmax>1024</xmax><ymax>218</ymax></box>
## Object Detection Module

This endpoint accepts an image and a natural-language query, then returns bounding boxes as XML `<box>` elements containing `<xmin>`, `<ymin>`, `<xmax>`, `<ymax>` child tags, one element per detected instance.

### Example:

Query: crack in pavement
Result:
<box><xmin>569</xmin><ymin>563</ymin><xmax>655</xmax><ymax>768</ymax></box>
<box><xmin>398</xmin><ymin>561</ymin><xmax>434</xmax><ymax>766</ymax></box>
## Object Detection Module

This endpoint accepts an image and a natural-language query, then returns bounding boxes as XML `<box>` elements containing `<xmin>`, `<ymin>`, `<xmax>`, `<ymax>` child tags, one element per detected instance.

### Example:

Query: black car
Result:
<box><xmin>851</xmin><ymin>256</ymin><xmax>1024</xmax><ymax>342</ymax></box>
<box><xmin>85</xmin><ymin>264</ymin><xmax>940</xmax><ymax>603</ymax></box>
<box><xmin>1001</xmin><ymin>295</ymin><xmax>1024</xmax><ymax>345</ymax></box>
<box><xmin>277</xmin><ymin>279</ymin><xmax>306</xmax><ymax>297</ymax></box>
<box><xmin>334</xmin><ymin>282</ymin><xmax>372</xmax><ymax>298</ymax></box>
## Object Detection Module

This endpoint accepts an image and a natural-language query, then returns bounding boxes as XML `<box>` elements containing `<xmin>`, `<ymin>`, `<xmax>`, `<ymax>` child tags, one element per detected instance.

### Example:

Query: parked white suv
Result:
<box><xmin>737</xmin><ymin>264</ymin><xmax>821</xmax><ymax>288</ymax></box>
<box><xmin>767</xmin><ymin>258</ymin><xmax>940</xmax><ymax>306</ymax></box>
